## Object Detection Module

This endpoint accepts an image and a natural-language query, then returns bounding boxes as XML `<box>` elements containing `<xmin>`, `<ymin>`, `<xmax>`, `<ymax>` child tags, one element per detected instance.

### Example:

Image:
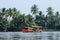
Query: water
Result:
<box><xmin>0</xmin><ymin>32</ymin><xmax>60</xmax><ymax>40</ymax></box>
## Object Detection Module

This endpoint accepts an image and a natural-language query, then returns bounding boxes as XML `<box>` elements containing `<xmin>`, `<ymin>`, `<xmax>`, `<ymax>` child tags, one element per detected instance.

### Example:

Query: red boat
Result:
<box><xmin>22</xmin><ymin>27</ymin><xmax>42</xmax><ymax>32</ymax></box>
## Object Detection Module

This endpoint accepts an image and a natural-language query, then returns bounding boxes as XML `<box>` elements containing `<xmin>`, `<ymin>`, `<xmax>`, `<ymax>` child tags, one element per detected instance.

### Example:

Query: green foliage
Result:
<box><xmin>0</xmin><ymin>4</ymin><xmax>60</xmax><ymax>31</ymax></box>
<box><xmin>0</xmin><ymin>8</ymin><xmax>35</xmax><ymax>31</ymax></box>
<box><xmin>31</xmin><ymin>4</ymin><xmax>38</xmax><ymax>15</ymax></box>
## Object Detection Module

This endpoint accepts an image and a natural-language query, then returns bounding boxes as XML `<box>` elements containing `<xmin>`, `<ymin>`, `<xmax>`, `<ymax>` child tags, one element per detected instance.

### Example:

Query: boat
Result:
<box><xmin>22</xmin><ymin>27</ymin><xmax>42</xmax><ymax>32</ymax></box>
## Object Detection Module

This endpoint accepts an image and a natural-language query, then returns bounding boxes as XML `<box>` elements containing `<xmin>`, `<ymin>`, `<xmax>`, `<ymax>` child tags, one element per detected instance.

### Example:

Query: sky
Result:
<box><xmin>0</xmin><ymin>0</ymin><xmax>60</xmax><ymax>15</ymax></box>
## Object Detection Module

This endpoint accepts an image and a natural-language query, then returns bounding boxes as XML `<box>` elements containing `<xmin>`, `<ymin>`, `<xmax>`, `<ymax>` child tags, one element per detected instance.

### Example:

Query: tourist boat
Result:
<box><xmin>22</xmin><ymin>27</ymin><xmax>33</xmax><ymax>32</ymax></box>
<box><xmin>22</xmin><ymin>27</ymin><xmax>42</xmax><ymax>32</ymax></box>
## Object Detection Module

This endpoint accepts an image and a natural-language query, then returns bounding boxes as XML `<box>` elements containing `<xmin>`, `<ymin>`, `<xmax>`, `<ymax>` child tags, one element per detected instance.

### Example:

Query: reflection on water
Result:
<box><xmin>0</xmin><ymin>32</ymin><xmax>60</xmax><ymax>40</ymax></box>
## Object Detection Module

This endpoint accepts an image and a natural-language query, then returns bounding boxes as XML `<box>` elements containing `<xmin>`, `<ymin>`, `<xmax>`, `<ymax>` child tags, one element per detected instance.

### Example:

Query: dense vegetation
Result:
<box><xmin>0</xmin><ymin>4</ymin><xmax>60</xmax><ymax>32</ymax></box>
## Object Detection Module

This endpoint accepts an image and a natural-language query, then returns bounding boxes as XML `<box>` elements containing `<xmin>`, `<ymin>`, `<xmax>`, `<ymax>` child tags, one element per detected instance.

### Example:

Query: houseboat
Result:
<box><xmin>22</xmin><ymin>26</ymin><xmax>42</xmax><ymax>32</ymax></box>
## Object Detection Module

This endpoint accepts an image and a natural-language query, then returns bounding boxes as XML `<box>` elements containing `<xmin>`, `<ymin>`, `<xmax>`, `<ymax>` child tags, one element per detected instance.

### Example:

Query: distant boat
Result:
<box><xmin>22</xmin><ymin>27</ymin><xmax>42</xmax><ymax>32</ymax></box>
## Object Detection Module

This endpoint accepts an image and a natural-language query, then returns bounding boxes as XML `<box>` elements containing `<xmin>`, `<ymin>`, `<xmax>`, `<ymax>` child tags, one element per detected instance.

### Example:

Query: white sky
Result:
<box><xmin>0</xmin><ymin>0</ymin><xmax>60</xmax><ymax>15</ymax></box>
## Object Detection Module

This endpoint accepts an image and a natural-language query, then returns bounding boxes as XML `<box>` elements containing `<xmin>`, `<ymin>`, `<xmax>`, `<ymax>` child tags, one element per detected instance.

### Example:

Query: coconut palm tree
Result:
<box><xmin>31</xmin><ymin>4</ymin><xmax>39</xmax><ymax>17</ymax></box>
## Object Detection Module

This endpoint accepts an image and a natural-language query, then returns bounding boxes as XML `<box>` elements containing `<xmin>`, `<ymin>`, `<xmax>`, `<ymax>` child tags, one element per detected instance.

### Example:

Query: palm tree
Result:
<box><xmin>31</xmin><ymin>4</ymin><xmax>39</xmax><ymax>17</ymax></box>
<box><xmin>54</xmin><ymin>11</ymin><xmax>60</xmax><ymax>30</ymax></box>
<box><xmin>46</xmin><ymin>7</ymin><xmax>54</xmax><ymax>29</ymax></box>
<box><xmin>47</xmin><ymin>7</ymin><xmax>53</xmax><ymax>16</ymax></box>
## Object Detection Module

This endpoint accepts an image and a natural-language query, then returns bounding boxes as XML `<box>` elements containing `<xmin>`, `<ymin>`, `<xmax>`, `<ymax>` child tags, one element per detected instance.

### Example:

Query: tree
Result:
<box><xmin>35</xmin><ymin>11</ymin><xmax>45</xmax><ymax>27</ymax></box>
<box><xmin>47</xmin><ymin>7</ymin><xmax>53</xmax><ymax>16</ymax></box>
<box><xmin>46</xmin><ymin>7</ymin><xmax>55</xmax><ymax>29</ymax></box>
<box><xmin>26</xmin><ymin>14</ymin><xmax>35</xmax><ymax>27</ymax></box>
<box><xmin>54</xmin><ymin>11</ymin><xmax>60</xmax><ymax>30</ymax></box>
<box><xmin>31</xmin><ymin>4</ymin><xmax>39</xmax><ymax>16</ymax></box>
<box><xmin>2</xmin><ymin>8</ymin><xmax>6</xmax><ymax>13</ymax></box>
